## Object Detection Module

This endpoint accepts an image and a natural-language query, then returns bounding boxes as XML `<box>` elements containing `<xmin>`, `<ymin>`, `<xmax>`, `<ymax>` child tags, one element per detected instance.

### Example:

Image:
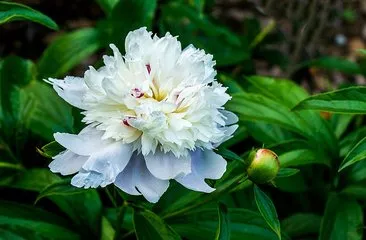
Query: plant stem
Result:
<box><xmin>114</xmin><ymin>202</ymin><xmax>127</xmax><ymax>240</ymax></box>
<box><xmin>162</xmin><ymin>174</ymin><xmax>247</xmax><ymax>219</ymax></box>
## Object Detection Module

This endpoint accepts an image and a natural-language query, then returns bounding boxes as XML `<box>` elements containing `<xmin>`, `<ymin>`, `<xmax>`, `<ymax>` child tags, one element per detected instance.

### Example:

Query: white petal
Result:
<box><xmin>214</xmin><ymin>124</ymin><xmax>239</xmax><ymax>147</ymax></box>
<box><xmin>77</xmin><ymin>142</ymin><xmax>133</xmax><ymax>187</ymax></box>
<box><xmin>192</xmin><ymin>149</ymin><xmax>227</xmax><ymax>179</ymax></box>
<box><xmin>71</xmin><ymin>170</ymin><xmax>105</xmax><ymax>188</ymax></box>
<box><xmin>125</xmin><ymin>27</ymin><xmax>154</xmax><ymax>61</ymax></box>
<box><xmin>45</xmin><ymin>76</ymin><xmax>88</xmax><ymax>109</ymax></box>
<box><xmin>54</xmin><ymin>125</ymin><xmax>106</xmax><ymax>156</ymax></box>
<box><xmin>49</xmin><ymin>150</ymin><xmax>88</xmax><ymax>175</ymax></box>
<box><xmin>175</xmin><ymin>173</ymin><xmax>215</xmax><ymax>193</ymax></box>
<box><xmin>144</xmin><ymin>150</ymin><xmax>191</xmax><ymax>180</ymax></box>
<box><xmin>220</xmin><ymin>110</ymin><xmax>239</xmax><ymax>125</ymax></box>
<box><xmin>175</xmin><ymin>149</ymin><xmax>227</xmax><ymax>192</ymax></box>
<box><xmin>114</xmin><ymin>153</ymin><xmax>169</xmax><ymax>203</ymax></box>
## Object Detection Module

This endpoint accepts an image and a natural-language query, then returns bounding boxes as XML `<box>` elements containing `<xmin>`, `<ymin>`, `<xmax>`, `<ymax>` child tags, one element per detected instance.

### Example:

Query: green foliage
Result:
<box><xmin>339</xmin><ymin>136</ymin><xmax>366</xmax><ymax>171</ymax></box>
<box><xmin>319</xmin><ymin>194</ymin><xmax>363</xmax><ymax>240</ymax></box>
<box><xmin>37</xmin><ymin>28</ymin><xmax>102</xmax><ymax>78</ymax></box>
<box><xmin>133</xmin><ymin>209</ymin><xmax>181</xmax><ymax>240</ymax></box>
<box><xmin>1</xmin><ymin>0</ymin><xmax>366</xmax><ymax>239</ymax></box>
<box><xmin>214</xmin><ymin>203</ymin><xmax>230</xmax><ymax>240</ymax></box>
<box><xmin>0</xmin><ymin>201</ymin><xmax>79</xmax><ymax>239</ymax></box>
<box><xmin>253</xmin><ymin>185</ymin><xmax>281</xmax><ymax>239</ymax></box>
<box><xmin>294</xmin><ymin>86</ymin><xmax>366</xmax><ymax>114</ymax></box>
<box><xmin>297</xmin><ymin>57</ymin><xmax>362</xmax><ymax>75</ymax></box>
<box><xmin>0</xmin><ymin>1</ymin><xmax>58</xmax><ymax>30</ymax></box>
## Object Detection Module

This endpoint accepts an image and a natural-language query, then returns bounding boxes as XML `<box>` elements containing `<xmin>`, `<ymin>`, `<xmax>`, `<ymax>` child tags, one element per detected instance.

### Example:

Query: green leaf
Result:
<box><xmin>246</xmin><ymin>76</ymin><xmax>309</xmax><ymax>108</ymax></box>
<box><xmin>160</xmin><ymin>173</ymin><xmax>245</xmax><ymax>219</ymax></box>
<box><xmin>227</xmin><ymin>92</ymin><xmax>309</xmax><ymax>137</ymax></box>
<box><xmin>96</xmin><ymin>0</ymin><xmax>119</xmax><ymax>14</ymax></box>
<box><xmin>7</xmin><ymin>168</ymin><xmax>61</xmax><ymax>191</ymax></box>
<box><xmin>160</xmin><ymin>2</ymin><xmax>249</xmax><ymax>66</ymax></box>
<box><xmin>253</xmin><ymin>185</ymin><xmax>281</xmax><ymax>239</ymax></box>
<box><xmin>218</xmin><ymin>74</ymin><xmax>245</xmax><ymax>94</ymax></box>
<box><xmin>0</xmin><ymin>162</ymin><xmax>24</xmax><ymax>171</ymax></box>
<box><xmin>171</xmin><ymin>208</ymin><xmax>281</xmax><ymax>240</ymax></box>
<box><xmin>246</xmin><ymin>76</ymin><xmax>337</xmax><ymax>156</ymax></box>
<box><xmin>100</xmin><ymin>0</ymin><xmax>157</xmax><ymax>47</ymax></box>
<box><xmin>0</xmin><ymin>56</ymin><xmax>35</xmax><ymax>125</ymax></box>
<box><xmin>215</xmin><ymin>203</ymin><xmax>230</xmax><ymax>240</ymax></box>
<box><xmin>331</xmin><ymin>114</ymin><xmax>354</xmax><ymax>138</ymax></box>
<box><xmin>36</xmin><ymin>179</ymin><xmax>87</xmax><ymax>203</ymax></box>
<box><xmin>37</xmin><ymin>141</ymin><xmax>64</xmax><ymax>158</ymax></box>
<box><xmin>341</xmin><ymin>184</ymin><xmax>366</xmax><ymax>200</ymax></box>
<box><xmin>281</xmin><ymin>213</ymin><xmax>321</xmax><ymax>237</ymax></box>
<box><xmin>297</xmin><ymin>57</ymin><xmax>361</xmax><ymax>75</ymax></box>
<box><xmin>339</xmin><ymin>136</ymin><xmax>366</xmax><ymax>171</ymax></box>
<box><xmin>0</xmin><ymin>201</ymin><xmax>79</xmax><ymax>239</ymax></box>
<box><xmin>5</xmin><ymin>169</ymin><xmax>102</xmax><ymax>237</ymax></box>
<box><xmin>319</xmin><ymin>194</ymin><xmax>363</xmax><ymax>240</ymax></box>
<box><xmin>217</xmin><ymin>148</ymin><xmax>244</xmax><ymax>163</ymax></box>
<box><xmin>133</xmin><ymin>209</ymin><xmax>181</xmax><ymax>240</ymax></box>
<box><xmin>37</xmin><ymin>28</ymin><xmax>102</xmax><ymax>78</ymax></box>
<box><xmin>245</xmin><ymin>122</ymin><xmax>294</xmax><ymax>145</ymax></box>
<box><xmin>279</xmin><ymin>149</ymin><xmax>329</xmax><ymax>167</ymax></box>
<box><xmin>101</xmin><ymin>216</ymin><xmax>115</xmax><ymax>240</ymax></box>
<box><xmin>276</xmin><ymin>168</ymin><xmax>299</xmax><ymax>178</ymax></box>
<box><xmin>340</xmin><ymin>127</ymin><xmax>366</xmax><ymax>158</ymax></box>
<box><xmin>13</xmin><ymin>81</ymin><xmax>74</xmax><ymax>140</ymax></box>
<box><xmin>293</xmin><ymin>86</ymin><xmax>366</xmax><ymax>114</ymax></box>
<box><xmin>0</xmin><ymin>1</ymin><xmax>58</xmax><ymax>30</ymax></box>
<box><xmin>275</xmin><ymin>172</ymin><xmax>308</xmax><ymax>193</ymax></box>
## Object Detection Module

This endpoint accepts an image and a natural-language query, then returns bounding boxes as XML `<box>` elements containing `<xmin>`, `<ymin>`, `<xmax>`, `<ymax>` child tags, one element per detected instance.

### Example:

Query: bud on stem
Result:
<box><xmin>246</xmin><ymin>149</ymin><xmax>280</xmax><ymax>184</ymax></box>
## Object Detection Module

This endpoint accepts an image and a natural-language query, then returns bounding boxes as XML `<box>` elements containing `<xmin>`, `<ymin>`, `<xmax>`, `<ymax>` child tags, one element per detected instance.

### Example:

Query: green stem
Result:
<box><xmin>114</xmin><ymin>202</ymin><xmax>127</xmax><ymax>240</ymax></box>
<box><xmin>105</xmin><ymin>187</ymin><xmax>117</xmax><ymax>208</ymax></box>
<box><xmin>162</xmin><ymin>174</ymin><xmax>247</xmax><ymax>219</ymax></box>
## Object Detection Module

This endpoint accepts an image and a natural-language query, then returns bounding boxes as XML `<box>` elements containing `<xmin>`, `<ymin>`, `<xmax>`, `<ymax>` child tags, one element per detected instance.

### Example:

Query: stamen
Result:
<box><xmin>146</xmin><ymin>64</ymin><xmax>151</xmax><ymax>74</ymax></box>
<box><xmin>122</xmin><ymin>119</ymin><xmax>130</xmax><ymax>126</ymax></box>
<box><xmin>130</xmin><ymin>88</ymin><xmax>144</xmax><ymax>98</ymax></box>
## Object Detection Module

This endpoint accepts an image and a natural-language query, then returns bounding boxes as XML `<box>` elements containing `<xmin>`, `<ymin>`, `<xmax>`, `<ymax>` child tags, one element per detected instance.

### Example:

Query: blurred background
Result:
<box><xmin>2</xmin><ymin>0</ymin><xmax>366</xmax><ymax>92</ymax></box>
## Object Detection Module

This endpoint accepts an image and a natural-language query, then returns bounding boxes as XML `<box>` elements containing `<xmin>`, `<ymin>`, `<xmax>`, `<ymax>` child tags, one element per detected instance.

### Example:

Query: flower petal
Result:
<box><xmin>78</xmin><ymin>142</ymin><xmax>133</xmax><ymax>187</ymax></box>
<box><xmin>49</xmin><ymin>150</ymin><xmax>88</xmax><ymax>175</ymax></box>
<box><xmin>144</xmin><ymin>150</ymin><xmax>191</xmax><ymax>180</ymax></box>
<box><xmin>192</xmin><ymin>149</ymin><xmax>227</xmax><ymax>179</ymax></box>
<box><xmin>175</xmin><ymin>173</ymin><xmax>215</xmax><ymax>193</ymax></box>
<box><xmin>114</xmin><ymin>153</ymin><xmax>169</xmax><ymax>203</ymax></box>
<box><xmin>45</xmin><ymin>76</ymin><xmax>88</xmax><ymax>109</ymax></box>
<box><xmin>125</xmin><ymin>27</ymin><xmax>154</xmax><ymax>61</ymax></box>
<box><xmin>54</xmin><ymin>125</ymin><xmax>107</xmax><ymax>156</ymax></box>
<box><xmin>175</xmin><ymin>149</ymin><xmax>227</xmax><ymax>192</ymax></box>
<box><xmin>220</xmin><ymin>110</ymin><xmax>239</xmax><ymax>125</ymax></box>
<box><xmin>71</xmin><ymin>170</ymin><xmax>105</xmax><ymax>188</ymax></box>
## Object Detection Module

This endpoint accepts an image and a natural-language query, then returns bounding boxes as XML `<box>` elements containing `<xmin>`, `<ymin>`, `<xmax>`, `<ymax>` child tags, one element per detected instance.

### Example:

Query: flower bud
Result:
<box><xmin>247</xmin><ymin>149</ymin><xmax>280</xmax><ymax>184</ymax></box>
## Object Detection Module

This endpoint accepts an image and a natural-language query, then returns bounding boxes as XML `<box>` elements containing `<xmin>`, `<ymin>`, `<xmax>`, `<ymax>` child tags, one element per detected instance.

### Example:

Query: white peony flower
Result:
<box><xmin>46</xmin><ymin>27</ymin><xmax>238</xmax><ymax>203</ymax></box>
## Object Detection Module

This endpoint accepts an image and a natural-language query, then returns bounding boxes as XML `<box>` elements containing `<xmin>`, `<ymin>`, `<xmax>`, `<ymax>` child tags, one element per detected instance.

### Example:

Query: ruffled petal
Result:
<box><xmin>71</xmin><ymin>170</ymin><xmax>105</xmax><ymax>188</ymax></box>
<box><xmin>49</xmin><ymin>150</ymin><xmax>88</xmax><ymax>175</ymax></box>
<box><xmin>220</xmin><ymin>110</ymin><xmax>239</xmax><ymax>125</ymax></box>
<box><xmin>192</xmin><ymin>149</ymin><xmax>227</xmax><ymax>179</ymax></box>
<box><xmin>45</xmin><ymin>76</ymin><xmax>88</xmax><ymax>109</ymax></box>
<box><xmin>144</xmin><ymin>149</ymin><xmax>191</xmax><ymax>180</ymax></box>
<box><xmin>175</xmin><ymin>149</ymin><xmax>226</xmax><ymax>192</ymax></box>
<box><xmin>74</xmin><ymin>142</ymin><xmax>133</xmax><ymax>188</ymax></box>
<box><xmin>178</xmin><ymin>44</ymin><xmax>216</xmax><ymax>85</ymax></box>
<box><xmin>114</xmin><ymin>153</ymin><xmax>169</xmax><ymax>203</ymax></box>
<box><xmin>125</xmin><ymin>27</ymin><xmax>154</xmax><ymax>61</ymax></box>
<box><xmin>54</xmin><ymin>125</ymin><xmax>107</xmax><ymax>156</ymax></box>
<box><xmin>175</xmin><ymin>173</ymin><xmax>215</xmax><ymax>193</ymax></box>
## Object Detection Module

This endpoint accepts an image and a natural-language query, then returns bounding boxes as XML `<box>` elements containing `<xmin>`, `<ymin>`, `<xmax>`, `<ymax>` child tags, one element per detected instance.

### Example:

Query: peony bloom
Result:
<box><xmin>46</xmin><ymin>27</ymin><xmax>238</xmax><ymax>203</ymax></box>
